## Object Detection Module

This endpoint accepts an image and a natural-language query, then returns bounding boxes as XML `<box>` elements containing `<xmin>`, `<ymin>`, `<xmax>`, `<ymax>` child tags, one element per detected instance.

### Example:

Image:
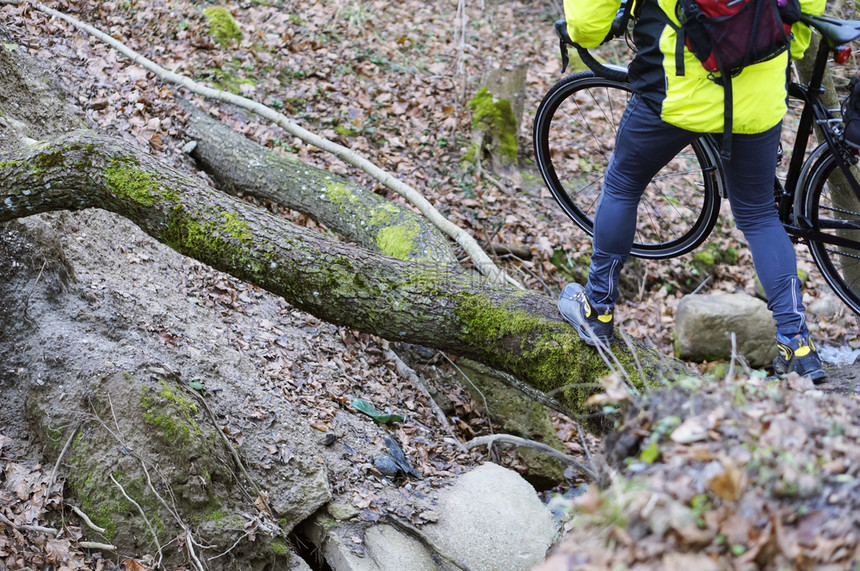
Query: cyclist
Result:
<box><xmin>557</xmin><ymin>0</ymin><xmax>828</xmax><ymax>382</ymax></box>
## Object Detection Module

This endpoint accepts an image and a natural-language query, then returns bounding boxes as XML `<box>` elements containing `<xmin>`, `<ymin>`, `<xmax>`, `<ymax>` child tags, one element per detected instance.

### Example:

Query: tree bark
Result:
<box><xmin>0</xmin><ymin>132</ymin><xmax>683</xmax><ymax>422</ymax></box>
<box><xmin>182</xmin><ymin>100</ymin><xmax>459</xmax><ymax>265</ymax></box>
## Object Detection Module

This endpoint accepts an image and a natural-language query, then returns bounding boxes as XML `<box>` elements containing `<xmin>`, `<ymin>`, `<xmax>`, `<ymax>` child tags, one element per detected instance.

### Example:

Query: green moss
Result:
<box><xmin>34</xmin><ymin>149</ymin><xmax>65</xmax><ymax>171</ymax></box>
<box><xmin>204</xmin><ymin>67</ymin><xmax>256</xmax><ymax>94</ymax></box>
<box><xmin>44</xmin><ymin>423</ymin><xmax>64</xmax><ymax>450</ymax></box>
<box><xmin>203</xmin><ymin>7</ymin><xmax>243</xmax><ymax>43</ymax></box>
<box><xmin>105</xmin><ymin>161</ymin><xmax>176</xmax><ymax>206</ymax></box>
<box><xmin>334</xmin><ymin>124</ymin><xmax>358</xmax><ymax>137</ymax></box>
<box><xmin>271</xmin><ymin>538</ymin><xmax>289</xmax><ymax>556</ymax></box>
<box><xmin>375</xmin><ymin>220</ymin><xmax>420</xmax><ymax>260</ymax></box>
<box><xmin>367</xmin><ymin>202</ymin><xmax>401</xmax><ymax>226</ymax></box>
<box><xmin>693</xmin><ymin>251</ymin><xmax>715</xmax><ymax>266</ymax></box>
<box><xmin>454</xmin><ymin>292</ymin><xmax>649</xmax><ymax>417</ymax></box>
<box><xmin>324</xmin><ymin>179</ymin><xmax>359</xmax><ymax>206</ymax></box>
<box><xmin>140</xmin><ymin>381</ymin><xmax>202</xmax><ymax>447</ymax></box>
<box><xmin>164</xmin><ymin>205</ymin><xmax>255</xmax><ymax>263</ymax></box>
<box><xmin>467</xmin><ymin>87</ymin><xmax>518</xmax><ymax>163</ymax></box>
<box><xmin>462</xmin><ymin>141</ymin><xmax>481</xmax><ymax>164</ymax></box>
<box><xmin>456</xmin><ymin>292</ymin><xmax>542</xmax><ymax>343</ymax></box>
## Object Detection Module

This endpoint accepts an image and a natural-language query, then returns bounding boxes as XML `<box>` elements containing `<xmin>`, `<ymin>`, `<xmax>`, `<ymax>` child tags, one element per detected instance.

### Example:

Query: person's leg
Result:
<box><xmin>559</xmin><ymin>95</ymin><xmax>697</xmax><ymax>345</ymax></box>
<box><xmin>585</xmin><ymin>95</ymin><xmax>699</xmax><ymax>305</ymax></box>
<box><xmin>721</xmin><ymin>123</ymin><xmax>804</xmax><ymax>334</ymax></box>
<box><xmin>722</xmin><ymin>123</ymin><xmax>825</xmax><ymax>381</ymax></box>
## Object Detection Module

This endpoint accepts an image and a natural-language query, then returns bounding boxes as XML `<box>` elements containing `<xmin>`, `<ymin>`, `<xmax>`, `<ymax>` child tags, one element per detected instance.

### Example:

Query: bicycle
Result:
<box><xmin>533</xmin><ymin>11</ymin><xmax>860</xmax><ymax>317</ymax></box>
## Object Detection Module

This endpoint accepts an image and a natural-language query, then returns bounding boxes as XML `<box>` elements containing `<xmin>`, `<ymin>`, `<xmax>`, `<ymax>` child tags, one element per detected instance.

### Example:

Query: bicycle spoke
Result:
<box><xmin>534</xmin><ymin>72</ymin><xmax>721</xmax><ymax>259</ymax></box>
<box><xmin>804</xmin><ymin>150</ymin><xmax>860</xmax><ymax>315</ymax></box>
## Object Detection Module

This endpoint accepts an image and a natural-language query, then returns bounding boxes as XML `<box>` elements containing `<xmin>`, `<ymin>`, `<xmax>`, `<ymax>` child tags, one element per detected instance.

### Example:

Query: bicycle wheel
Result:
<box><xmin>801</xmin><ymin>149</ymin><xmax>860</xmax><ymax>316</ymax></box>
<box><xmin>533</xmin><ymin>71</ymin><xmax>723</xmax><ymax>259</ymax></box>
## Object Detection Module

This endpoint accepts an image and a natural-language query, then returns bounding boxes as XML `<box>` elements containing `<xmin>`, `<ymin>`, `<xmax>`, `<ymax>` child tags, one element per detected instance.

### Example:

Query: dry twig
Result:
<box><xmin>70</xmin><ymin>505</ymin><xmax>107</xmax><ymax>535</ymax></box>
<box><xmin>384</xmin><ymin>349</ymin><xmax>468</xmax><ymax>452</ymax></box>
<box><xmin>78</xmin><ymin>541</ymin><xmax>116</xmax><ymax>551</ymax></box>
<box><xmin>109</xmin><ymin>474</ymin><xmax>163</xmax><ymax>565</ymax></box>
<box><xmin>0</xmin><ymin>511</ymin><xmax>58</xmax><ymax>535</ymax></box>
<box><xmin>48</xmin><ymin>421</ymin><xmax>80</xmax><ymax>491</ymax></box>
<box><xmin>464</xmin><ymin>434</ymin><xmax>597</xmax><ymax>480</ymax></box>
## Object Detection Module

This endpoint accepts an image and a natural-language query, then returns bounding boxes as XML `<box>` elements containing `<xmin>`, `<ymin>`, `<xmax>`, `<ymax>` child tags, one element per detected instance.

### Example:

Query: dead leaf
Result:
<box><xmin>573</xmin><ymin>485</ymin><xmax>602</xmax><ymax>514</ymax></box>
<box><xmin>585</xmin><ymin>373</ymin><xmax>632</xmax><ymax>406</ymax></box>
<box><xmin>786</xmin><ymin>371</ymin><xmax>815</xmax><ymax>392</ymax></box>
<box><xmin>708</xmin><ymin>457</ymin><xmax>747</xmax><ymax>502</ymax></box>
<box><xmin>120</xmin><ymin>560</ymin><xmax>152</xmax><ymax>571</ymax></box>
<box><xmin>661</xmin><ymin>552</ymin><xmax>721</xmax><ymax>571</ymax></box>
<box><xmin>669</xmin><ymin>415</ymin><xmax>710</xmax><ymax>444</ymax></box>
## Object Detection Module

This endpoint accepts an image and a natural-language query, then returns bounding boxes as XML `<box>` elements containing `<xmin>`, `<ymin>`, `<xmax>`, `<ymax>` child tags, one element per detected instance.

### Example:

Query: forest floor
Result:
<box><xmin>1</xmin><ymin>0</ymin><xmax>860</xmax><ymax>569</ymax></box>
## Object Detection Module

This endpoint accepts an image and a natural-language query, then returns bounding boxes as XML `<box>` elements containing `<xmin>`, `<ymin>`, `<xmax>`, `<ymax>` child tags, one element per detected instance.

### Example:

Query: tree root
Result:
<box><xmin>464</xmin><ymin>434</ymin><xmax>598</xmax><ymax>481</ymax></box>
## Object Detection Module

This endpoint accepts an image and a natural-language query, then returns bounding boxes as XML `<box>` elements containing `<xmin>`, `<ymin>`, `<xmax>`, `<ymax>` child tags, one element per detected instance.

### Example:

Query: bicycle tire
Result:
<box><xmin>801</xmin><ymin>148</ymin><xmax>860</xmax><ymax>316</ymax></box>
<box><xmin>533</xmin><ymin>71</ymin><xmax>723</xmax><ymax>259</ymax></box>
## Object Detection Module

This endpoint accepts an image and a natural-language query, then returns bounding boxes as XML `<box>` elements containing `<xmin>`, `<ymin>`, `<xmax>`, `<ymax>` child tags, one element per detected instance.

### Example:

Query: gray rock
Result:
<box><xmin>674</xmin><ymin>293</ymin><xmax>777</xmax><ymax>367</ymax></box>
<box><xmin>422</xmin><ymin>462</ymin><xmax>556</xmax><ymax>571</ymax></box>
<box><xmin>304</xmin><ymin>463</ymin><xmax>557</xmax><ymax>571</ymax></box>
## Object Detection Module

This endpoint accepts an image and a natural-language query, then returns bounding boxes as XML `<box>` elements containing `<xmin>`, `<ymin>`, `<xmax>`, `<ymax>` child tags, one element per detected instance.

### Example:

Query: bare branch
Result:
<box><xmin>464</xmin><ymin>434</ymin><xmax>598</xmax><ymax>480</ymax></box>
<box><xmin>30</xmin><ymin>1</ymin><xmax>518</xmax><ymax>287</ymax></box>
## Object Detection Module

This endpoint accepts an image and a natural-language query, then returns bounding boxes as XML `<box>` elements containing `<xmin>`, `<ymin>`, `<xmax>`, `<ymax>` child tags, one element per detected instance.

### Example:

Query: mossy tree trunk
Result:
<box><xmin>0</xmin><ymin>131</ymin><xmax>682</xmax><ymax>422</ymax></box>
<box><xmin>467</xmin><ymin>64</ymin><xmax>528</xmax><ymax>185</ymax></box>
<box><xmin>182</xmin><ymin>101</ymin><xmax>459</xmax><ymax>264</ymax></box>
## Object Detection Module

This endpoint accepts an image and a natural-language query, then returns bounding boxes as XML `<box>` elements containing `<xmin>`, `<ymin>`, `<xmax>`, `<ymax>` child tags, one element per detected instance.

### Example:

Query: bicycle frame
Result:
<box><xmin>773</xmin><ymin>40</ymin><xmax>860</xmax><ymax>251</ymax></box>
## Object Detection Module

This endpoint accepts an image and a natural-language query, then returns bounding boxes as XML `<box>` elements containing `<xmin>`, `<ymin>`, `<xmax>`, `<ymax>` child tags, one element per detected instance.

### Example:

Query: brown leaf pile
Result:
<box><xmin>540</xmin><ymin>372</ymin><xmax>860</xmax><ymax>570</ymax></box>
<box><xmin>0</xmin><ymin>452</ymin><xmax>104</xmax><ymax>570</ymax></box>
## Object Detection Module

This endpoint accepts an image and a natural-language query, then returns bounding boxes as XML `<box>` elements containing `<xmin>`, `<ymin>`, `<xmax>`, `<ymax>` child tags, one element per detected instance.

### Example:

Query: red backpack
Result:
<box><xmin>673</xmin><ymin>0</ymin><xmax>801</xmax><ymax>159</ymax></box>
<box><xmin>679</xmin><ymin>0</ymin><xmax>799</xmax><ymax>76</ymax></box>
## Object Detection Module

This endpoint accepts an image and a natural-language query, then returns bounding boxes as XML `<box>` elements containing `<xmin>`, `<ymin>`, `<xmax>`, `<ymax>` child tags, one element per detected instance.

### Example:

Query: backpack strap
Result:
<box><xmin>653</xmin><ymin>1</ymin><xmax>734</xmax><ymax>159</ymax></box>
<box><xmin>651</xmin><ymin>3</ymin><xmax>686</xmax><ymax>76</ymax></box>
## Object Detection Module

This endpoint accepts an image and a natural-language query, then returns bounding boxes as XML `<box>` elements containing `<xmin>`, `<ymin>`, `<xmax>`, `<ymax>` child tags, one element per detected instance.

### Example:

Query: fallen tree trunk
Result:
<box><xmin>182</xmin><ymin>101</ymin><xmax>459</xmax><ymax>264</ymax></box>
<box><xmin>0</xmin><ymin>131</ymin><xmax>682</xmax><ymax>420</ymax></box>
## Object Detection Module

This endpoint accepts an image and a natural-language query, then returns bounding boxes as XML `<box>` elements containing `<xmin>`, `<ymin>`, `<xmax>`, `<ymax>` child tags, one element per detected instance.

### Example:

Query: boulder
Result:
<box><xmin>302</xmin><ymin>462</ymin><xmax>557</xmax><ymax>571</ymax></box>
<box><xmin>674</xmin><ymin>293</ymin><xmax>777</xmax><ymax>367</ymax></box>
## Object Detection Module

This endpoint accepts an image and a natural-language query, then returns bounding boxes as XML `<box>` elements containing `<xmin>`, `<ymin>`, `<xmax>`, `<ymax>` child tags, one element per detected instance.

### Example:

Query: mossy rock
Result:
<box><xmin>203</xmin><ymin>7</ymin><xmax>243</xmax><ymax>44</ymax></box>
<box><xmin>26</xmin><ymin>365</ymin><xmax>289</xmax><ymax>569</ymax></box>
<box><xmin>454</xmin><ymin>358</ymin><xmax>566</xmax><ymax>489</ymax></box>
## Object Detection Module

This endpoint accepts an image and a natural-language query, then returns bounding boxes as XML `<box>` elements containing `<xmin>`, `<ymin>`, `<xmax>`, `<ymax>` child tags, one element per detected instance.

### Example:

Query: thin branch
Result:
<box><xmin>78</xmin><ymin>541</ymin><xmax>116</xmax><ymax>551</ymax></box>
<box><xmin>384</xmin><ymin>349</ymin><xmax>468</xmax><ymax>452</ymax></box>
<box><xmin>48</xmin><ymin>422</ymin><xmax>80</xmax><ymax>490</ymax></box>
<box><xmin>70</xmin><ymin>505</ymin><xmax>107</xmax><ymax>535</ymax></box>
<box><xmin>464</xmin><ymin>434</ymin><xmax>598</xmax><ymax>480</ymax></box>
<box><xmin>207</xmin><ymin>530</ymin><xmax>255</xmax><ymax>562</ymax></box>
<box><xmin>0</xmin><ymin>511</ymin><xmax>59</xmax><ymax>535</ymax></box>
<box><xmin>490</xmin><ymin>368</ymin><xmax>582</xmax><ymax>421</ymax></box>
<box><xmin>31</xmin><ymin>1</ymin><xmax>518</xmax><ymax>288</ymax></box>
<box><xmin>725</xmin><ymin>332</ymin><xmax>737</xmax><ymax>382</ymax></box>
<box><xmin>22</xmin><ymin>259</ymin><xmax>47</xmax><ymax>322</ymax></box>
<box><xmin>182</xmin><ymin>382</ymin><xmax>271</xmax><ymax>513</ymax></box>
<box><xmin>440</xmin><ymin>353</ymin><xmax>493</xmax><ymax>435</ymax></box>
<box><xmin>109</xmin><ymin>474</ymin><xmax>163</xmax><ymax>561</ymax></box>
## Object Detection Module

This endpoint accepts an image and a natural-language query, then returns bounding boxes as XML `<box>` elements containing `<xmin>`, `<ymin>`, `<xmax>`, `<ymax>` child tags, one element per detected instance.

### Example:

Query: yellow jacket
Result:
<box><xmin>563</xmin><ymin>0</ymin><xmax>827</xmax><ymax>134</ymax></box>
